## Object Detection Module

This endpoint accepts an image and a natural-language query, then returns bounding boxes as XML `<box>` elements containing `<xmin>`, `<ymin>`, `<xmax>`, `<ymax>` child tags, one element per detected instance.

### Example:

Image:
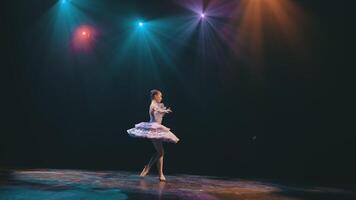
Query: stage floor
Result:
<box><xmin>0</xmin><ymin>169</ymin><xmax>355</xmax><ymax>200</ymax></box>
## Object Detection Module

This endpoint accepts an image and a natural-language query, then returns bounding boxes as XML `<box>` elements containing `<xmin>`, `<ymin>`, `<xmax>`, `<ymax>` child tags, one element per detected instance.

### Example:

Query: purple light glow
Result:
<box><xmin>174</xmin><ymin>0</ymin><xmax>238</xmax><ymax>62</ymax></box>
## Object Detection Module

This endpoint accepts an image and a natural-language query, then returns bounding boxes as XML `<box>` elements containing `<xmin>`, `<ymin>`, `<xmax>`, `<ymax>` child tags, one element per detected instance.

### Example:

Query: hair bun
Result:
<box><xmin>150</xmin><ymin>89</ymin><xmax>161</xmax><ymax>99</ymax></box>
<box><xmin>150</xmin><ymin>89</ymin><xmax>160</xmax><ymax>93</ymax></box>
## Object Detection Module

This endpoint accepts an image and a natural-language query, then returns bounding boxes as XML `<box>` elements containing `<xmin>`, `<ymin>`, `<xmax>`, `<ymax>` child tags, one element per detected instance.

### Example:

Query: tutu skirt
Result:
<box><xmin>127</xmin><ymin>122</ymin><xmax>179</xmax><ymax>143</ymax></box>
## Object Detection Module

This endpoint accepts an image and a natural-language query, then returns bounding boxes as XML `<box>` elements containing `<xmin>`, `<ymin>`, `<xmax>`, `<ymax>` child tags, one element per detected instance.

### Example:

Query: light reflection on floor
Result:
<box><xmin>0</xmin><ymin>169</ymin><xmax>355</xmax><ymax>200</ymax></box>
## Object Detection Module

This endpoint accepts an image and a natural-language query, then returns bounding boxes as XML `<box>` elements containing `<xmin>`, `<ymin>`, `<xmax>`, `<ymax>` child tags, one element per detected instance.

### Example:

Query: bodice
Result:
<box><xmin>149</xmin><ymin>101</ymin><xmax>166</xmax><ymax>124</ymax></box>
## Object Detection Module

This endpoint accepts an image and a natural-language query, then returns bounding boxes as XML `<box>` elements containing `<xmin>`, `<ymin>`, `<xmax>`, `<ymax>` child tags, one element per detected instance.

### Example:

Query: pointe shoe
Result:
<box><xmin>140</xmin><ymin>165</ymin><xmax>150</xmax><ymax>177</ymax></box>
<box><xmin>159</xmin><ymin>175</ymin><xmax>166</xmax><ymax>182</ymax></box>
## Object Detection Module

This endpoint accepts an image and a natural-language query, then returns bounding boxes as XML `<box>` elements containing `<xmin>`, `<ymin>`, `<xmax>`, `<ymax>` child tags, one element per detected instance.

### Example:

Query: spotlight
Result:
<box><xmin>61</xmin><ymin>0</ymin><xmax>68</xmax><ymax>3</ymax></box>
<box><xmin>72</xmin><ymin>25</ymin><xmax>96</xmax><ymax>51</ymax></box>
<box><xmin>201</xmin><ymin>13</ymin><xmax>205</xmax><ymax>18</ymax></box>
<box><xmin>138</xmin><ymin>22</ymin><xmax>144</xmax><ymax>27</ymax></box>
<box><xmin>77</xmin><ymin>29</ymin><xmax>90</xmax><ymax>38</ymax></box>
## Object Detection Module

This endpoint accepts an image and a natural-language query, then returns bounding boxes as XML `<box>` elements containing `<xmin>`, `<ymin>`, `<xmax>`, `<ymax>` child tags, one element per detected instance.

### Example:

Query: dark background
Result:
<box><xmin>1</xmin><ymin>0</ymin><xmax>353</xmax><ymax>187</ymax></box>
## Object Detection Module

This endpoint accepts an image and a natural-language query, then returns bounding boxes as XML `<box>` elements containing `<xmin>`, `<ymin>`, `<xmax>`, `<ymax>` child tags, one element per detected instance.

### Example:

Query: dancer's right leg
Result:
<box><xmin>140</xmin><ymin>140</ymin><xmax>160</xmax><ymax>176</ymax></box>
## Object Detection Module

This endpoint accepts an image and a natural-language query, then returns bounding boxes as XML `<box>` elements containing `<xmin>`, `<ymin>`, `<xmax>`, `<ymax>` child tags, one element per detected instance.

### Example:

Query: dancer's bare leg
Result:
<box><xmin>152</xmin><ymin>140</ymin><xmax>166</xmax><ymax>181</ymax></box>
<box><xmin>140</xmin><ymin>151</ymin><xmax>159</xmax><ymax>176</ymax></box>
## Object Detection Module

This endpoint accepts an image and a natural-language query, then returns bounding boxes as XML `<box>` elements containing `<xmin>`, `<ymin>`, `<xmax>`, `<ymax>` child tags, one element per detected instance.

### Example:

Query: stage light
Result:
<box><xmin>138</xmin><ymin>22</ymin><xmax>144</xmax><ymax>27</ymax></box>
<box><xmin>61</xmin><ymin>0</ymin><xmax>68</xmax><ymax>4</ymax></box>
<box><xmin>72</xmin><ymin>25</ymin><xmax>96</xmax><ymax>51</ymax></box>
<box><xmin>201</xmin><ymin>13</ymin><xmax>205</xmax><ymax>18</ymax></box>
<box><xmin>77</xmin><ymin>28</ymin><xmax>90</xmax><ymax>38</ymax></box>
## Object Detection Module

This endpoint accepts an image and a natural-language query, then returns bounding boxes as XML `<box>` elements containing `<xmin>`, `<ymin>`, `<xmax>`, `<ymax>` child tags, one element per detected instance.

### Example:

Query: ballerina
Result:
<box><xmin>127</xmin><ymin>89</ymin><xmax>179</xmax><ymax>181</ymax></box>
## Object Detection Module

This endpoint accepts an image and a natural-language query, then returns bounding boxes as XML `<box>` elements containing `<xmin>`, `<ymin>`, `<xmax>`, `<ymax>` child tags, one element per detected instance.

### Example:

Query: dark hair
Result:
<box><xmin>150</xmin><ymin>89</ymin><xmax>161</xmax><ymax>100</ymax></box>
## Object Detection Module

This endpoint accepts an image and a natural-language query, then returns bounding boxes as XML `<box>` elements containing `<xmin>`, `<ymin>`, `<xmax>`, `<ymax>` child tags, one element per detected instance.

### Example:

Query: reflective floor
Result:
<box><xmin>0</xmin><ymin>169</ymin><xmax>355</xmax><ymax>200</ymax></box>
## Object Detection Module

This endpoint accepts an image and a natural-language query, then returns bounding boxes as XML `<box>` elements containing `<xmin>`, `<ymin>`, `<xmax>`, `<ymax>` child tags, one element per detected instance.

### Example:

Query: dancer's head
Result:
<box><xmin>150</xmin><ymin>89</ymin><xmax>162</xmax><ymax>103</ymax></box>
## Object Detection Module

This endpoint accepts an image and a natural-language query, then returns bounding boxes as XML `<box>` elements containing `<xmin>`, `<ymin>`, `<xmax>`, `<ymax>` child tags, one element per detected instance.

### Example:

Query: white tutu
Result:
<box><xmin>127</xmin><ymin>122</ymin><xmax>180</xmax><ymax>143</ymax></box>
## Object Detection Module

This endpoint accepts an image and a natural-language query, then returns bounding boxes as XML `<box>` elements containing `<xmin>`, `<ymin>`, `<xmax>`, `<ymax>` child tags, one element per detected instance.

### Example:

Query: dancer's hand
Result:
<box><xmin>166</xmin><ymin>107</ymin><xmax>172</xmax><ymax>113</ymax></box>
